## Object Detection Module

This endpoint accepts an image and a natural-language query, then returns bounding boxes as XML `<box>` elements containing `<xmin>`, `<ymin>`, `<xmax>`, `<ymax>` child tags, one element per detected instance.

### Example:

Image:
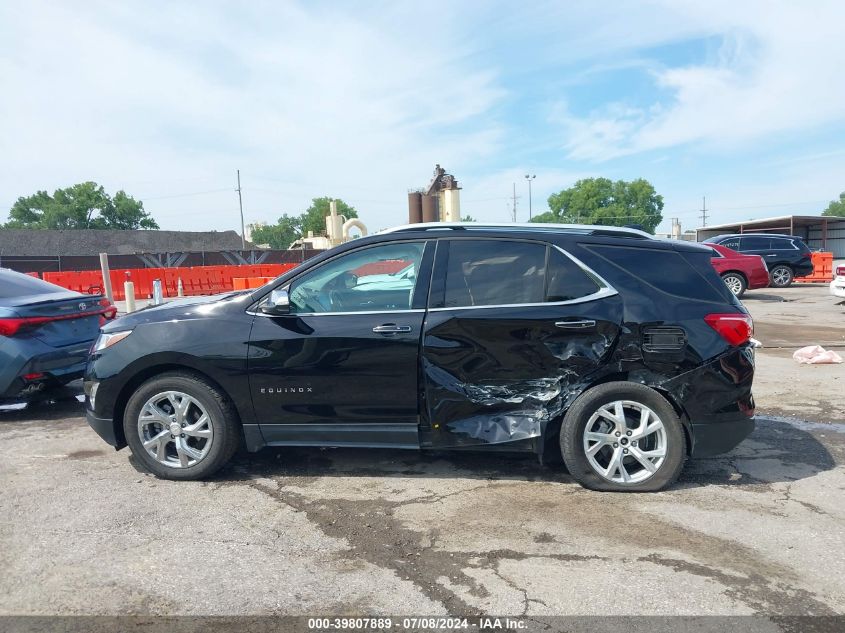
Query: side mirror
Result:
<box><xmin>260</xmin><ymin>288</ymin><xmax>290</xmax><ymax>315</ymax></box>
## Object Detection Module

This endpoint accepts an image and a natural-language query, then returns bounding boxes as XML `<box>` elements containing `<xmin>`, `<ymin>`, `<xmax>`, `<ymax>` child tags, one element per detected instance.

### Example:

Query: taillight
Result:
<box><xmin>0</xmin><ymin>318</ymin><xmax>27</xmax><ymax>337</ymax></box>
<box><xmin>704</xmin><ymin>313</ymin><xmax>753</xmax><ymax>347</ymax></box>
<box><xmin>0</xmin><ymin>301</ymin><xmax>117</xmax><ymax>337</ymax></box>
<box><xmin>99</xmin><ymin>298</ymin><xmax>118</xmax><ymax>321</ymax></box>
<box><xmin>836</xmin><ymin>265</ymin><xmax>845</xmax><ymax>277</ymax></box>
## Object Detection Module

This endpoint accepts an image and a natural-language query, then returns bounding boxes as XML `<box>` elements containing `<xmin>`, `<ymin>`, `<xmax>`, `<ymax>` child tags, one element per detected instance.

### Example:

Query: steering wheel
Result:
<box><xmin>328</xmin><ymin>290</ymin><xmax>345</xmax><ymax>310</ymax></box>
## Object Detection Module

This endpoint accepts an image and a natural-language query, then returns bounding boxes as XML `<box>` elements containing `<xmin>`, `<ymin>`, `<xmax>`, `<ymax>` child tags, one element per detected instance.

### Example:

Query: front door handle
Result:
<box><xmin>555</xmin><ymin>319</ymin><xmax>596</xmax><ymax>330</ymax></box>
<box><xmin>372</xmin><ymin>324</ymin><xmax>412</xmax><ymax>334</ymax></box>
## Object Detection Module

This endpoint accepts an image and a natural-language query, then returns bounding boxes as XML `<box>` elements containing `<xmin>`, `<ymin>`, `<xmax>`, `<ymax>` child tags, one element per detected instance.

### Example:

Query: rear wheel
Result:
<box><xmin>123</xmin><ymin>372</ymin><xmax>240</xmax><ymax>480</ymax></box>
<box><xmin>560</xmin><ymin>382</ymin><xmax>686</xmax><ymax>492</ymax></box>
<box><xmin>721</xmin><ymin>272</ymin><xmax>747</xmax><ymax>298</ymax></box>
<box><xmin>769</xmin><ymin>265</ymin><xmax>793</xmax><ymax>288</ymax></box>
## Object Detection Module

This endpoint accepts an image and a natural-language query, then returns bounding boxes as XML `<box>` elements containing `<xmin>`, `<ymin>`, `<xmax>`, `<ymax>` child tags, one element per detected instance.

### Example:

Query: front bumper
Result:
<box><xmin>85</xmin><ymin>409</ymin><xmax>122</xmax><ymax>448</ymax></box>
<box><xmin>830</xmin><ymin>277</ymin><xmax>845</xmax><ymax>298</ymax></box>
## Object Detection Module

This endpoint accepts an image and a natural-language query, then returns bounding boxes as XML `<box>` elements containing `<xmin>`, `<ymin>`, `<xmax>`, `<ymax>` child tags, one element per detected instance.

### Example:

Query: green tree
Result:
<box><xmin>248</xmin><ymin>197</ymin><xmax>359</xmax><ymax>250</ymax></box>
<box><xmin>300</xmin><ymin>197</ymin><xmax>358</xmax><ymax>237</ymax></box>
<box><xmin>460</xmin><ymin>214</ymin><xmax>476</xmax><ymax>222</ymax></box>
<box><xmin>534</xmin><ymin>177</ymin><xmax>663</xmax><ymax>233</ymax></box>
<box><xmin>5</xmin><ymin>182</ymin><xmax>158</xmax><ymax>229</ymax></box>
<box><xmin>250</xmin><ymin>215</ymin><xmax>302</xmax><ymax>249</ymax></box>
<box><xmin>822</xmin><ymin>191</ymin><xmax>845</xmax><ymax>217</ymax></box>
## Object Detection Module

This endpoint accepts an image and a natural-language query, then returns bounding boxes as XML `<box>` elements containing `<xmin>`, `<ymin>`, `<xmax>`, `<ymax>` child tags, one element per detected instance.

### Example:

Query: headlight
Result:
<box><xmin>92</xmin><ymin>330</ymin><xmax>133</xmax><ymax>353</ymax></box>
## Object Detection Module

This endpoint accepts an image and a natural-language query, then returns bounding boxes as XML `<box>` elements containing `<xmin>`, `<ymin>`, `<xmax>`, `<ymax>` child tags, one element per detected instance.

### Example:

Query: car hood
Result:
<box><xmin>102</xmin><ymin>292</ymin><xmax>251</xmax><ymax>332</ymax></box>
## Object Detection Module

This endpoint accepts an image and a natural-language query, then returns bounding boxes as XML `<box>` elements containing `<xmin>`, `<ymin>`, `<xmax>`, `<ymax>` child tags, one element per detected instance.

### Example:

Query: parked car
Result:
<box><xmin>1</xmin><ymin>268</ymin><xmax>116</xmax><ymax>404</ymax></box>
<box><xmin>84</xmin><ymin>223</ymin><xmax>756</xmax><ymax>492</ymax></box>
<box><xmin>831</xmin><ymin>264</ymin><xmax>845</xmax><ymax>299</ymax></box>
<box><xmin>704</xmin><ymin>233</ymin><xmax>814</xmax><ymax>288</ymax></box>
<box><xmin>707</xmin><ymin>243</ymin><xmax>770</xmax><ymax>298</ymax></box>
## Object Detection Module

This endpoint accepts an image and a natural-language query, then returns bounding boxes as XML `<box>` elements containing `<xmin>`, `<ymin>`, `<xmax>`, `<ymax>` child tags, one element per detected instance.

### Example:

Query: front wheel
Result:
<box><xmin>123</xmin><ymin>372</ymin><xmax>240</xmax><ymax>480</ymax></box>
<box><xmin>559</xmin><ymin>382</ymin><xmax>686</xmax><ymax>492</ymax></box>
<box><xmin>769</xmin><ymin>265</ymin><xmax>793</xmax><ymax>288</ymax></box>
<box><xmin>721</xmin><ymin>272</ymin><xmax>747</xmax><ymax>298</ymax></box>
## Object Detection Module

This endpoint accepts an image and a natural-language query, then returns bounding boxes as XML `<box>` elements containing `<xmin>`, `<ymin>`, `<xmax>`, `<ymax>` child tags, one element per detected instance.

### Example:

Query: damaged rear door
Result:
<box><xmin>420</xmin><ymin>238</ymin><xmax>623</xmax><ymax>449</ymax></box>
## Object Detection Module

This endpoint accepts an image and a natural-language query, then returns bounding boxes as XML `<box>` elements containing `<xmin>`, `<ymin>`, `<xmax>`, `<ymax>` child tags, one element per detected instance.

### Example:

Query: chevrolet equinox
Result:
<box><xmin>84</xmin><ymin>223</ymin><xmax>755</xmax><ymax>492</ymax></box>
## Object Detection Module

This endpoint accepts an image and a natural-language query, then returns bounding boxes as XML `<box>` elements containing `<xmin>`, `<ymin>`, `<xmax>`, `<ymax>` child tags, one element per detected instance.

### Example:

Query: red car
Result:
<box><xmin>708</xmin><ymin>243</ymin><xmax>770</xmax><ymax>298</ymax></box>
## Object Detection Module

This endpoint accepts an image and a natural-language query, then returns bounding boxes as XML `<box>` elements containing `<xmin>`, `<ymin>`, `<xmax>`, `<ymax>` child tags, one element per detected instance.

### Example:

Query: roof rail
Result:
<box><xmin>378</xmin><ymin>222</ymin><xmax>654</xmax><ymax>239</ymax></box>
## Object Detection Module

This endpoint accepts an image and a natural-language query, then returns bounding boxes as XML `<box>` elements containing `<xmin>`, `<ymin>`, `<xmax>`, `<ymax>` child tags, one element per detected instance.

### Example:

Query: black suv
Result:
<box><xmin>84</xmin><ymin>223</ymin><xmax>755</xmax><ymax>492</ymax></box>
<box><xmin>704</xmin><ymin>233</ymin><xmax>813</xmax><ymax>287</ymax></box>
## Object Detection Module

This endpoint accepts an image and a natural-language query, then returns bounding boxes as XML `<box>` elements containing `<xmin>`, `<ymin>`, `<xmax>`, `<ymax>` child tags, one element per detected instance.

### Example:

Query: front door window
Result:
<box><xmin>288</xmin><ymin>242</ymin><xmax>425</xmax><ymax>313</ymax></box>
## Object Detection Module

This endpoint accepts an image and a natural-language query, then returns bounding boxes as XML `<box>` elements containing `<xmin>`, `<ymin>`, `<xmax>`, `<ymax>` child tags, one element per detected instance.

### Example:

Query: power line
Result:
<box><xmin>141</xmin><ymin>188</ymin><xmax>232</xmax><ymax>201</ymax></box>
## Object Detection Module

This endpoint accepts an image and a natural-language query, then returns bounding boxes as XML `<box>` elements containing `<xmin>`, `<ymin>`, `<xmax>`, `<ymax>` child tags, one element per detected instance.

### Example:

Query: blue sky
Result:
<box><xmin>2</xmin><ymin>0</ymin><xmax>844</xmax><ymax>235</ymax></box>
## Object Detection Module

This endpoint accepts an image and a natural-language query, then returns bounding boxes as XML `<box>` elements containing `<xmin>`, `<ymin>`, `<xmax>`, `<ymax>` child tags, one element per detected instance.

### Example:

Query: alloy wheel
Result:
<box><xmin>582</xmin><ymin>400</ymin><xmax>667</xmax><ymax>484</ymax></box>
<box><xmin>723</xmin><ymin>274</ymin><xmax>743</xmax><ymax>296</ymax></box>
<box><xmin>771</xmin><ymin>267</ymin><xmax>791</xmax><ymax>287</ymax></box>
<box><xmin>137</xmin><ymin>391</ymin><xmax>214</xmax><ymax>468</ymax></box>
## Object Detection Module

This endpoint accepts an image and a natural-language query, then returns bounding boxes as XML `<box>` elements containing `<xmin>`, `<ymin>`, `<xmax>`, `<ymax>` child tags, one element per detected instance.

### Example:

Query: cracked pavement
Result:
<box><xmin>0</xmin><ymin>285</ymin><xmax>843</xmax><ymax>617</ymax></box>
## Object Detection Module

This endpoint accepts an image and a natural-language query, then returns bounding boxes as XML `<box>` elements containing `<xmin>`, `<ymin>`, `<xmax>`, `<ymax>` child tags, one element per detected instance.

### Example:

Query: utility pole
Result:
<box><xmin>236</xmin><ymin>169</ymin><xmax>246</xmax><ymax>249</ymax></box>
<box><xmin>524</xmin><ymin>174</ymin><xmax>536</xmax><ymax>220</ymax></box>
<box><xmin>700</xmin><ymin>195</ymin><xmax>708</xmax><ymax>227</ymax></box>
<box><xmin>511</xmin><ymin>183</ymin><xmax>519</xmax><ymax>222</ymax></box>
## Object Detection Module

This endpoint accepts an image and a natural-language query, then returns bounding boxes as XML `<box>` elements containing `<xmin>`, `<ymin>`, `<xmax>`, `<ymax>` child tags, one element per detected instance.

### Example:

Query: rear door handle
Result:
<box><xmin>555</xmin><ymin>319</ymin><xmax>596</xmax><ymax>329</ymax></box>
<box><xmin>372</xmin><ymin>324</ymin><xmax>412</xmax><ymax>334</ymax></box>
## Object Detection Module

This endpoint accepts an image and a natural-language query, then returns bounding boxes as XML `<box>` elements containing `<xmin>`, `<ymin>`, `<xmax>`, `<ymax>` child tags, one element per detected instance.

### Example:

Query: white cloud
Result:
<box><xmin>556</xmin><ymin>1</ymin><xmax>845</xmax><ymax>161</ymax></box>
<box><xmin>0</xmin><ymin>1</ymin><xmax>505</xmax><ymax>231</ymax></box>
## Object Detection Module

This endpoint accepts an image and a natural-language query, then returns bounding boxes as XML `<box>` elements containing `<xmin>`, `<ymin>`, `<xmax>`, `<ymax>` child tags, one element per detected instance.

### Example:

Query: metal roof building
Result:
<box><xmin>695</xmin><ymin>215</ymin><xmax>845</xmax><ymax>257</ymax></box>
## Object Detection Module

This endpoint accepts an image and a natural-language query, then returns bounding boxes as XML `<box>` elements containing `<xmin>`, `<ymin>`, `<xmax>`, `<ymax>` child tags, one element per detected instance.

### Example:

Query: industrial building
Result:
<box><xmin>695</xmin><ymin>215</ymin><xmax>845</xmax><ymax>257</ymax></box>
<box><xmin>407</xmin><ymin>164</ymin><xmax>461</xmax><ymax>224</ymax></box>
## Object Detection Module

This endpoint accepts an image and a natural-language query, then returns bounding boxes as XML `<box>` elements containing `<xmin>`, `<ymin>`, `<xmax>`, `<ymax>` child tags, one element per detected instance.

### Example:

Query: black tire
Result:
<box><xmin>559</xmin><ymin>382</ymin><xmax>686</xmax><ymax>492</ymax></box>
<box><xmin>123</xmin><ymin>371</ymin><xmax>240</xmax><ymax>480</ymax></box>
<box><xmin>769</xmin><ymin>265</ymin><xmax>793</xmax><ymax>288</ymax></box>
<box><xmin>721</xmin><ymin>272</ymin><xmax>747</xmax><ymax>298</ymax></box>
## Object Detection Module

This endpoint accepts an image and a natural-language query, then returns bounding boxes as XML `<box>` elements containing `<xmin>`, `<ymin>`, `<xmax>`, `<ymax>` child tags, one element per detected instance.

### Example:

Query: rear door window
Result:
<box><xmin>770</xmin><ymin>237</ymin><xmax>799</xmax><ymax>251</ymax></box>
<box><xmin>443</xmin><ymin>240</ymin><xmax>546</xmax><ymax>307</ymax></box>
<box><xmin>546</xmin><ymin>247</ymin><xmax>601</xmax><ymax>301</ymax></box>
<box><xmin>739</xmin><ymin>236</ymin><xmax>770</xmax><ymax>251</ymax></box>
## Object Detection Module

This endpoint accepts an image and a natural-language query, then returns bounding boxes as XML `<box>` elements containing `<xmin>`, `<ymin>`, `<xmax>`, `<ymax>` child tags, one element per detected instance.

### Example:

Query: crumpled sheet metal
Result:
<box><xmin>448</xmin><ymin>414</ymin><xmax>545</xmax><ymax>444</ymax></box>
<box><xmin>446</xmin><ymin>377</ymin><xmax>574</xmax><ymax>443</ymax></box>
<box><xmin>793</xmin><ymin>345</ymin><xmax>843</xmax><ymax>364</ymax></box>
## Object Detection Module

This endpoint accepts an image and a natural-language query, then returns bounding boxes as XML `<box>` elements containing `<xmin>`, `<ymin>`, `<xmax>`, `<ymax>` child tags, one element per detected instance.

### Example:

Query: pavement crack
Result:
<box><xmin>640</xmin><ymin>554</ymin><xmax>836</xmax><ymax>616</ymax></box>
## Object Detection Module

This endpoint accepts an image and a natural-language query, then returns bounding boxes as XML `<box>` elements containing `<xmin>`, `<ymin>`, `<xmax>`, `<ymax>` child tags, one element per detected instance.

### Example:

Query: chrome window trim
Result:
<box><xmin>428</xmin><ymin>286</ymin><xmax>618</xmax><ymax>312</ymax></box>
<box><xmin>248</xmin><ymin>306</ymin><xmax>426</xmax><ymax>318</ymax></box>
<box><xmin>247</xmin><ymin>242</ymin><xmax>618</xmax><ymax>315</ymax></box>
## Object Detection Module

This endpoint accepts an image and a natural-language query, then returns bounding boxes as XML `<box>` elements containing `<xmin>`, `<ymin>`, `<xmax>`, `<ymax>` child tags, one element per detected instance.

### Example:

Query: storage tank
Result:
<box><xmin>421</xmin><ymin>194</ymin><xmax>439</xmax><ymax>223</ymax></box>
<box><xmin>408</xmin><ymin>192</ymin><xmax>423</xmax><ymax>224</ymax></box>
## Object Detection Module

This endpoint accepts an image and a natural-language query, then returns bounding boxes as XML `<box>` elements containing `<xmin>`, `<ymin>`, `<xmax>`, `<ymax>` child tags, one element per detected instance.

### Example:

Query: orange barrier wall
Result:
<box><xmin>354</xmin><ymin>259</ymin><xmax>410</xmax><ymax>276</ymax></box>
<box><xmin>43</xmin><ymin>264</ymin><xmax>298</xmax><ymax>300</ymax></box>
<box><xmin>795</xmin><ymin>252</ymin><xmax>834</xmax><ymax>283</ymax></box>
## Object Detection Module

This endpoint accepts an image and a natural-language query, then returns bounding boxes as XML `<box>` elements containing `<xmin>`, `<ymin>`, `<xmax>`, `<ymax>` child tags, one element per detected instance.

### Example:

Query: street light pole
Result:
<box><xmin>524</xmin><ymin>174</ymin><xmax>536</xmax><ymax>220</ymax></box>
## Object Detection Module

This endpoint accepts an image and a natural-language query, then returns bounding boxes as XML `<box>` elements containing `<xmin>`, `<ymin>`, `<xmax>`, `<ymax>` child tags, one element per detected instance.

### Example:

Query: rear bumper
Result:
<box><xmin>748</xmin><ymin>269</ymin><xmax>771</xmax><ymax>290</ymax></box>
<box><xmin>0</xmin><ymin>338</ymin><xmax>92</xmax><ymax>399</ymax></box>
<box><xmin>661</xmin><ymin>345</ymin><xmax>756</xmax><ymax>457</ymax></box>
<box><xmin>691</xmin><ymin>417</ymin><xmax>755</xmax><ymax>457</ymax></box>
<box><xmin>85</xmin><ymin>409</ymin><xmax>121</xmax><ymax>448</ymax></box>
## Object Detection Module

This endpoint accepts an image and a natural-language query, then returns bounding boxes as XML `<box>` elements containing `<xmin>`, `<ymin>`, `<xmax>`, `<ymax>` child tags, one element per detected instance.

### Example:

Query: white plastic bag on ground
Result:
<box><xmin>792</xmin><ymin>345</ymin><xmax>843</xmax><ymax>364</ymax></box>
